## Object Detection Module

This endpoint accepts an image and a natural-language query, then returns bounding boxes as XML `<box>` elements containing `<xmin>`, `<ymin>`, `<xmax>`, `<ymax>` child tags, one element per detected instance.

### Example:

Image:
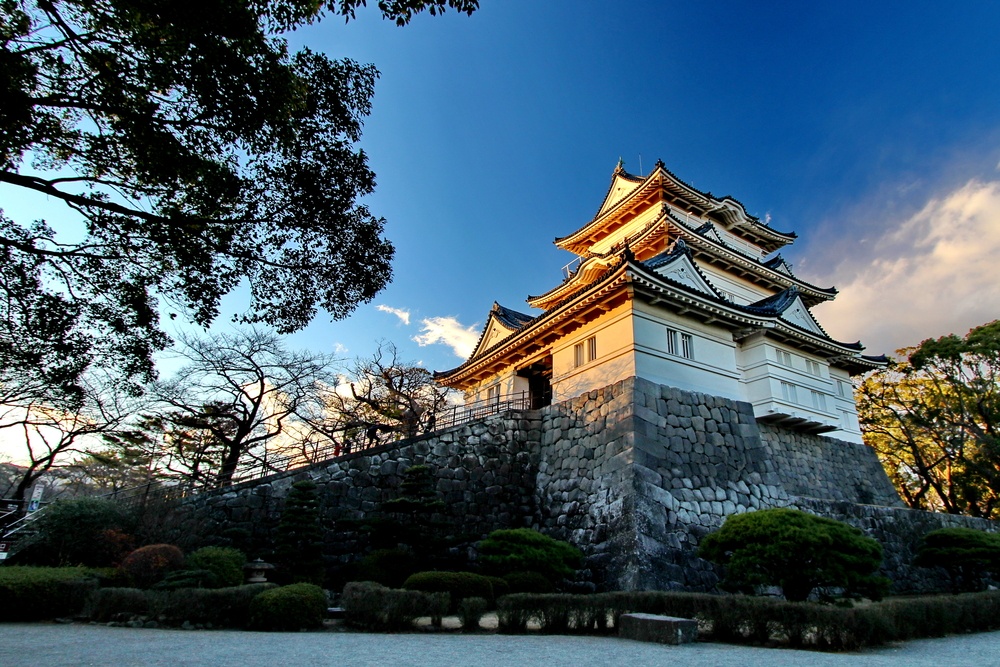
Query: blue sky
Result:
<box><xmin>9</xmin><ymin>1</ymin><xmax>1000</xmax><ymax>375</ymax></box>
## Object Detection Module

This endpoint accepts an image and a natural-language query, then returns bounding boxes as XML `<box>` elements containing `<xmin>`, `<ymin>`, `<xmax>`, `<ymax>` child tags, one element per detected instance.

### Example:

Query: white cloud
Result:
<box><xmin>376</xmin><ymin>304</ymin><xmax>411</xmax><ymax>326</ymax></box>
<box><xmin>332</xmin><ymin>342</ymin><xmax>348</xmax><ymax>355</ymax></box>
<box><xmin>809</xmin><ymin>179</ymin><xmax>1000</xmax><ymax>355</ymax></box>
<box><xmin>413</xmin><ymin>316</ymin><xmax>480</xmax><ymax>359</ymax></box>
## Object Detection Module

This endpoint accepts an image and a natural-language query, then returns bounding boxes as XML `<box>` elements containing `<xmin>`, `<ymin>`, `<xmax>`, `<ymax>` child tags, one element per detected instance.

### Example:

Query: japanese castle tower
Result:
<box><xmin>437</xmin><ymin>160</ymin><xmax>885</xmax><ymax>443</ymax></box>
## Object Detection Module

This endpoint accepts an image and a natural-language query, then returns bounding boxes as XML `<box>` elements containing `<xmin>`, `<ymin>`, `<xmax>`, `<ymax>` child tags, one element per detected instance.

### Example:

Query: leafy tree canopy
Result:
<box><xmin>858</xmin><ymin>320</ymin><xmax>1000</xmax><ymax>518</ymax></box>
<box><xmin>477</xmin><ymin>528</ymin><xmax>582</xmax><ymax>584</ymax></box>
<box><xmin>914</xmin><ymin>527</ymin><xmax>1000</xmax><ymax>593</ymax></box>
<box><xmin>0</xmin><ymin>0</ymin><xmax>477</xmax><ymax>401</ymax></box>
<box><xmin>698</xmin><ymin>508</ymin><xmax>888</xmax><ymax>602</ymax></box>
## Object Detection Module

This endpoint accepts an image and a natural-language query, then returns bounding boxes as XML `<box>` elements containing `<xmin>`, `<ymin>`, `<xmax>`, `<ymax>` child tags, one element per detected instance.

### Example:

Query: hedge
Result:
<box><xmin>496</xmin><ymin>590</ymin><xmax>1000</xmax><ymax>650</ymax></box>
<box><xmin>342</xmin><ymin>581</ymin><xmax>448</xmax><ymax>631</ymax></box>
<box><xmin>402</xmin><ymin>571</ymin><xmax>494</xmax><ymax>612</ymax></box>
<box><xmin>85</xmin><ymin>583</ymin><xmax>276</xmax><ymax>627</ymax></box>
<box><xmin>0</xmin><ymin>567</ymin><xmax>101</xmax><ymax>621</ymax></box>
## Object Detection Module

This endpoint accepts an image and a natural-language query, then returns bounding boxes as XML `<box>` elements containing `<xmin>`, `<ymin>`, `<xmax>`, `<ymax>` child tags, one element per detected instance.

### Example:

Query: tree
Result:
<box><xmin>698</xmin><ymin>508</ymin><xmax>888</xmax><ymax>602</ymax></box>
<box><xmin>273</xmin><ymin>479</ymin><xmax>325</xmax><ymax>584</ymax></box>
<box><xmin>477</xmin><ymin>528</ymin><xmax>582</xmax><ymax>585</ymax></box>
<box><xmin>1</xmin><ymin>0</ymin><xmax>479</xmax><ymax>405</ymax></box>
<box><xmin>858</xmin><ymin>321</ymin><xmax>1000</xmax><ymax>518</ymax></box>
<box><xmin>915</xmin><ymin>527</ymin><xmax>1000</xmax><ymax>593</ymax></box>
<box><xmin>311</xmin><ymin>342</ymin><xmax>452</xmax><ymax>451</ymax></box>
<box><xmin>140</xmin><ymin>329</ymin><xmax>335</xmax><ymax>487</ymax></box>
<box><xmin>0</xmin><ymin>368</ymin><xmax>140</xmax><ymax>500</ymax></box>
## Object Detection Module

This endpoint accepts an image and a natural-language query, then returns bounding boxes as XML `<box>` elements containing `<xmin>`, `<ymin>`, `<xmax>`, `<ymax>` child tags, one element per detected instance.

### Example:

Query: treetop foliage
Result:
<box><xmin>698</xmin><ymin>508</ymin><xmax>887</xmax><ymax>602</ymax></box>
<box><xmin>477</xmin><ymin>528</ymin><xmax>582</xmax><ymax>584</ymax></box>
<box><xmin>859</xmin><ymin>320</ymin><xmax>1000</xmax><ymax>518</ymax></box>
<box><xmin>1</xmin><ymin>0</ymin><xmax>478</xmax><ymax>407</ymax></box>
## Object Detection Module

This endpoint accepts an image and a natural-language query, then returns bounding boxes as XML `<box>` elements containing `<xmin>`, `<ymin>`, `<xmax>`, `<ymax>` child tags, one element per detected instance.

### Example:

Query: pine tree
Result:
<box><xmin>273</xmin><ymin>480</ymin><xmax>325</xmax><ymax>585</ymax></box>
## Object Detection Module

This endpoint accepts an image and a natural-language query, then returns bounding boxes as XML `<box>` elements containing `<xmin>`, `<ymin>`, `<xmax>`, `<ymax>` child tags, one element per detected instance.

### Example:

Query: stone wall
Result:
<box><xmin>159</xmin><ymin>375</ymin><xmax>996</xmax><ymax>594</ymax></box>
<box><xmin>160</xmin><ymin>412</ymin><xmax>540</xmax><ymax>564</ymax></box>
<box><xmin>759</xmin><ymin>424</ymin><xmax>903</xmax><ymax>507</ymax></box>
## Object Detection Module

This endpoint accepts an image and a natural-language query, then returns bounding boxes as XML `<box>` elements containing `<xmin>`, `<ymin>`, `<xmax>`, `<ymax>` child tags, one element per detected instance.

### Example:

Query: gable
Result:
<box><xmin>779</xmin><ymin>295</ymin><xmax>826</xmax><ymax>336</ymax></box>
<box><xmin>647</xmin><ymin>252</ymin><xmax>718</xmax><ymax>297</ymax></box>
<box><xmin>597</xmin><ymin>171</ymin><xmax>642</xmax><ymax>217</ymax></box>
<box><xmin>470</xmin><ymin>315</ymin><xmax>519</xmax><ymax>360</ymax></box>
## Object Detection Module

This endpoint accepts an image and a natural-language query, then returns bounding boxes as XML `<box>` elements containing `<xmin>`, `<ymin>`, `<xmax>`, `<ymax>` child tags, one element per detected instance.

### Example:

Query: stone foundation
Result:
<box><xmin>162</xmin><ymin>376</ymin><xmax>997</xmax><ymax>594</ymax></box>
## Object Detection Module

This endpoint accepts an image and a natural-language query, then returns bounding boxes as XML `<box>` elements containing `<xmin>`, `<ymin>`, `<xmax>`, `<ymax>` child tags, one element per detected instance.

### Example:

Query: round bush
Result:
<box><xmin>186</xmin><ymin>546</ymin><xmax>247</xmax><ymax>588</ymax></box>
<box><xmin>699</xmin><ymin>508</ymin><xmax>888</xmax><ymax>602</ymax></box>
<box><xmin>402</xmin><ymin>571</ymin><xmax>494</xmax><ymax>612</ymax></box>
<box><xmin>119</xmin><ymin>544</ymin><xmax>185</xmax><ymax>589</ymax></box>
<box><xmin>249</xmin><ymin>583</ymin><xmax>327</xmax><ymax>631</ymax></box>
<box><xmin>478</xmin><ymin>529</ymin><xmax>581</xmax><ymax>584</ymax></box>
<box><xmin>915</xmin><ymin>527</ymin><xmax>1000</xmax><ymax>592</ymax></box>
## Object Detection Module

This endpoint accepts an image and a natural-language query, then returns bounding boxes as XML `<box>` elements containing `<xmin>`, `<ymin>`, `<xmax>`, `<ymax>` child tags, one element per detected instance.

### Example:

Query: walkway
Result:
<box><xmin>1</xmin><ymin>624</ymin><xmax>999</xmax><ymax>667</ymax></box>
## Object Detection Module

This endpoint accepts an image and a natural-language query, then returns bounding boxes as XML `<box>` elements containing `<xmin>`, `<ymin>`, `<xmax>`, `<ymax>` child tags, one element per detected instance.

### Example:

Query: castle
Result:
<box><xmin>167</xmin><ymin>161</ymin><xmax>995</xmax><ymax>593</ymax></box>
<box><xmin>436</xmin><ymin>160</ymin><xmax>884</xmax><ymax>444</ymax></box>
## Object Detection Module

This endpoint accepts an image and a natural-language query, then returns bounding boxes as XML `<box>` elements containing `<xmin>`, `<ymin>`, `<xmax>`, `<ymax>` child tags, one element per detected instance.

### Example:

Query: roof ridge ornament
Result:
<box><xmin>615</xmin><ymin>156</ymin><xmax>625</xmax><ymax>174</ymax></box>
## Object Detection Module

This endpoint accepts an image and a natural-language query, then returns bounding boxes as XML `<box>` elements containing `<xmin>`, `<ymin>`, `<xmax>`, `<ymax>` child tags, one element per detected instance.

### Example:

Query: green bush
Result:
<box><xmin>478</xmin><ymin>529</ymin><xmax>581</xmax><ymax>584</ymax></box>
<box><xmin>186</xmin><ymin>546</ymin><xmax>246</xmax><ymax>588</ymax></box>
<box><xmin>341</xmin><ymin>581</ymin><xmax>447</xmax><ymax>631</ymax></box>
<box><xmin>248</xmin><ymin>583</ymin><xmax>327</xmax><ymax>631</ymax></box>
<box><xmin>0</xmin><ymin>566</ymin><xmax>100</xmax><ymax>621</ymax></box>
<box><xmin>699</xmin><ymin>508</ymin><xmax>888</xmax><ymax>602</ymax></box>
<box><xmin>152</xmin><ymin>569</ymin><xmax>222</xmax><ymax>590</ymax></box>
<box><xmin>486</xmin><ymin>576</ymin><xmax>510</xmax><ymax>603</ymax></box>
<box><xmin>26</xmin><ymin>499</ymin><xmax>135</xmax><ymax>566</ymax></box>
<box><xmin>504</xmin><ymin>570</ymin><xmax>555</xmax><ymax>594</ymax></box>
<box><xmin>458</xmin><ymin>596</ymin><xmax>488</xmax><ymax>631</ymax></box>
<box><xmin>915</xmin><ymin>527</ymin><xmax>1000</xmax><ymax>592</ymax></box>
<box><xmin>119</xmin><ymin>544</ymin><xmax>185</xmax><ymax>588</ymax></box>
<box><xmin>402</xmin><ymin>571</ymin><xmax>494</xmax><ymax>612</ymax></box>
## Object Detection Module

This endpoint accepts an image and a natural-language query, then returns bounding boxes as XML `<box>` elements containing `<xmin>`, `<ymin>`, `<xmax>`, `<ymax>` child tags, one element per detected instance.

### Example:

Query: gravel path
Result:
<box><xmin>2</xmin><ymin>624</ymin><xmax>1000</xmax><ymax>667</ymax></box>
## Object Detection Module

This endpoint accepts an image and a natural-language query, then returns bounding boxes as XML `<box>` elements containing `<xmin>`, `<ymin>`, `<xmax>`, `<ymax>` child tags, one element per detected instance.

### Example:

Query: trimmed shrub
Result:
<box><xmin>402</xmin><ymin>571</ymin><xmax>494</xmax><ymax>612</ymax></box>
<box><xmin>699</xmin><ymin>508</ymin><xmax>888</xmax><ymax>602</ymax></box>
<box><xmin>341</xmin><ymin>581</ymin><xmax>447</xmax><ymax>631</ymax></box>
<box><xmin>249</xmin><ymin>583</ymin><xmax>327</xmax><ymax>631</ymax></box>
<box><xmin>915</xmin><ymin>527</ymin><xmax>1000</xmax><ymax>592</ymax></box>
<box><xmin>84</xmin><ymin>587</ymin><xmax>152</xmax><ymax>622</ymax></box>
<box><xmin>504</xmin><ymin>570</ymin><xmax>555</xmax><ymax>594</ymax></box>
<box><xmin>0</xmin><ymin>566</ymin><xmax>100</xmax><ymax>621</ymax></box>
<box><xmin>119</xmin><ymin>544</ymin><xmax>185</xmax><ymax>589</ymax></box>
<box><xmin>478</xmin><ymin>529</ymin><xmax>581</xmax><ymax>584</ymax></box>
<box><xmin>85</xmin><ymin>583</ymin><xmax>276</xmax><ymax>627</ymax></box>
<box><xmin>458</xmin><ymin>596</ymin><xmax>488</xmax><ymax>631</ymax></box>
<box><xmin>152</xmin><ymin>569</ymin><xmax>222</xmax><ymax>591</ymax></box>
<box><xmin>486</xmin><ymin>576</ymin><xmax>510</xmax><ymax>603</ymax></box>
<box><xmin>186</xmin><ymin>546</ymin><xmax>246</xmax><ymax>588</ymax></box>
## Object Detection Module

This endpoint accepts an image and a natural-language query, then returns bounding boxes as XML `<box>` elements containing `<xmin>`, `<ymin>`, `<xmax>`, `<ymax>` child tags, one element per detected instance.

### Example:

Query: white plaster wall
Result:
<box><xmin>550</xmin><ymin>306</ymin><xmax>635</xmax><ymax>402</ymax></box>
<box><xmin>698</xmin><ymin>265</ymin><xmax>773</xmax><ymax>304</ymax></box>
<box><xmin>632</xmin><ymin>301</ymin><xmax>742</xmax><ymax>399</ymax></box>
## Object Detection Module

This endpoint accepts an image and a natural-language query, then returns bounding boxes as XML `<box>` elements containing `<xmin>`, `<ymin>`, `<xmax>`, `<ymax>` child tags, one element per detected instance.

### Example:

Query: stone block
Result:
<box><xmin>619</xmin><ymin>613</ymin><xmax>698</xmax><ymax>645</ymax></box>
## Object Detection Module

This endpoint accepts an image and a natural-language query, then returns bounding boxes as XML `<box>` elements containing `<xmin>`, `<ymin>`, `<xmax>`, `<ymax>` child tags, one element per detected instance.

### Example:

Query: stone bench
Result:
<box><xmin>618</xmin><ymin>613</ymin><xmax>698</xmax><ymax>645</ymax></box>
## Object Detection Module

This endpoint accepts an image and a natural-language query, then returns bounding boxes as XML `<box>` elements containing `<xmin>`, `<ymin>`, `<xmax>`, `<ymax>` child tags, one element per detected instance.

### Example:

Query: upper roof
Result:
<box><xmin>555</xmin><ymin>160</ymin><xmax>796</xmax><ymax>257</ymax></box>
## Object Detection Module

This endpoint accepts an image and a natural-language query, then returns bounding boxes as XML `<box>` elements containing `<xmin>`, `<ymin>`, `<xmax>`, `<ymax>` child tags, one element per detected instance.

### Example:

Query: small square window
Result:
<box><xmin>587</xmin><ymin>336</ymin><xmax>597</xmax><ymax>362</ymax></box>
<box><xmin>811</xmin><ymin>390</ymin><xmax>827</xmax><ymax>411</ymax></box>
<box><xmin>777</xmin><ymin>350</ymin><xmax>793</xmax><ymax>366</ymax></box>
